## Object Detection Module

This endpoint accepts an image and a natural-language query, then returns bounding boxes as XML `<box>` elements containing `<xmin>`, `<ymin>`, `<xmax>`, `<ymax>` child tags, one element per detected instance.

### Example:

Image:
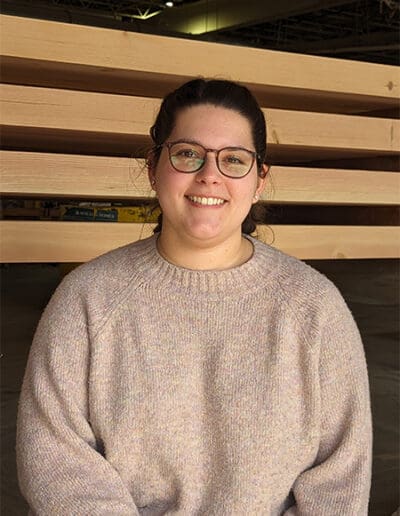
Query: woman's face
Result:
<box><xmin>150</xmin><ymin>104</ymin><xmax>266</xmax><ymax>248</ymax></box>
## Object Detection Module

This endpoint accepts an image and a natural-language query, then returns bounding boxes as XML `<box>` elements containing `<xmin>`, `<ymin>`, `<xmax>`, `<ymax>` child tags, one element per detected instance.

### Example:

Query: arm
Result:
<box><xmin>284</xmin><ymin>287</ymin><xmax>372</xmax><ymax>516</ymax></box>
<box><xmin>16</xmin><ymin>273</ymin><xmax>140</xmax><ymax>516</ymax></box>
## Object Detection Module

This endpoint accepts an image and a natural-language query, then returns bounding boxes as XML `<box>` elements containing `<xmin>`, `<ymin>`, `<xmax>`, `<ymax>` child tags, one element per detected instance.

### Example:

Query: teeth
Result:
<box><xmin>188</xmin><ymin>196</ymin><xmax>225</xmax><ymax>206</ymax></box>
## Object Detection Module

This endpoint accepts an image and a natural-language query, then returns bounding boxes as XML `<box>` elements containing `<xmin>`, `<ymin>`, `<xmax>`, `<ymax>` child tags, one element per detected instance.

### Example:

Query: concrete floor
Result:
<box><xmin>1</xmin><ymin>259</ymin><xmax>399</xmax><ymax>515</ymax></box>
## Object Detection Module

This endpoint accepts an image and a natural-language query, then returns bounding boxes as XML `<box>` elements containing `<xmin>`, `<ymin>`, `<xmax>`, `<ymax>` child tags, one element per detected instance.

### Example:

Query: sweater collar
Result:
<box><xmin>128</xmin><ymin>234</ymin><xmax>277</xmax><ymax>297</ymax></box>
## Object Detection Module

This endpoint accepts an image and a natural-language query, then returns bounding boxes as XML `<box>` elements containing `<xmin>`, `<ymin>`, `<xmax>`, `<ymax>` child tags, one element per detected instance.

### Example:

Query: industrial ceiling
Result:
<box><xmin>1</xmin><ymin>0</ymin><xmax>399</xmax><ymax>65</ymax></box>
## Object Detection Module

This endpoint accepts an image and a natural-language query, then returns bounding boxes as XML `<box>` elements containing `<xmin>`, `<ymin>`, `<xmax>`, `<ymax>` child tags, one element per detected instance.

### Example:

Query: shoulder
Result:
<box><xmin>46</xmin><ymin>236</ymin><xmax>157</xmax><ymax>325</ymax></box>
<box><xmin>67</xmin><ymin>235</ymin><xmax>156</xmax><ymax>287</ymax></box>
<box><xmin>252</xmin><ymin>239</ymin><xmax>361</xmax><ymax>354</ymax></box>
<box><xmin>252</xmin><ymin>237</ymin><xmax>333</xmax><ymax>293</ymax></box>
<box><xmin>62</xmin><ymin>236</ymin><xmax>156</xmax><ymax>292</ymax></box>
<box><xmin>251</xmin><ymin>237</ymin><xmax>349</xmax><ymax>321</ymax></box>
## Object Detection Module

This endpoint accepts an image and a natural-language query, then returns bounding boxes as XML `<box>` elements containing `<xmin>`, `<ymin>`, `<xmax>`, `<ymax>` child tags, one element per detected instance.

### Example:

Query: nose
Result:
<box><xmin>195</xmin><ymin>150</ymin><xmax>222</xmax><ymax>184</ymax></box>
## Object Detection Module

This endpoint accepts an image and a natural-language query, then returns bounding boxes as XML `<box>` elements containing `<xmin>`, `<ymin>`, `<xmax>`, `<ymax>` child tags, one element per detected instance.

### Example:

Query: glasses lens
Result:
<box><xmin>169</xmin><ymin>142</ymin><xmax>205</xmax><ymax>172</ymax></box>
<box><xmin>218</xmin><ymin>148</ymin><xmax>253</xmax><ymax>177</ymax></box>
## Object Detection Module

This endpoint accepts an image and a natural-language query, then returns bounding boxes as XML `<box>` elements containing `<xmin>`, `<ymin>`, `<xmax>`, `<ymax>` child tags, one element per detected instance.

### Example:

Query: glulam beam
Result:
<box><xmin>1</xmin><ymin>85</ymin><xmax>399</xmax><ymax>161</ymax></box>
<box><xmin>1</xmin><ymin>151</ymin><xmax>399</xmax><ymax>205</ymax></box>
<box><xmin>1</xmin><ymin>221</ymin><xmax>399</xmax><ymax>262</ymax></box>
<box><xmin>1</xmin><ymin>14</ymin><xmax>398</xmax><ymax>114</ymax></box>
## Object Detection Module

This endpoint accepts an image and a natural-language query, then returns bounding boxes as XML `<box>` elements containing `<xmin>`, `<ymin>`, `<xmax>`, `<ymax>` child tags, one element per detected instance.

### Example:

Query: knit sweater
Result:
<box><xmin>17</xmin><ymin>235</ymin><xmax>372</xmax><ymax>516</ymax></box>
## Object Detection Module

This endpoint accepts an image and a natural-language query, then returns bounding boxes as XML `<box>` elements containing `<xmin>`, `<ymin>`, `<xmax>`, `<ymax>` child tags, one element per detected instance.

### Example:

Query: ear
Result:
<box><xmin>252</xmin><ymin>164</ymin><xmax>269</xmax><ymax>203</ymax></box>
<box><xmin>259</xmin><ymin>163</ymin><xmax>270</xmax><ymax>180</ymax></box>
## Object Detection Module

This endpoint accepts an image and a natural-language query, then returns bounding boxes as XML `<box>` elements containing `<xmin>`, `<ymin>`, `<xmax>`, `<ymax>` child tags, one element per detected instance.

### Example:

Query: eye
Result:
<box><xmin>226</xmin><ymin>155</ymin><xmax>243</xmax><ymax>164</ymax></box>
<box><xmin>171</xmin><ymin>143</ymin><xmax>202</xmax><ymax>159</ymax></box>
<box><xmin>178</xmin><ymin>148</ymin><xmax>198</xmax><ymax>158</ymax></box>
<box><xmin>222</xmin><ymin>153</ymin><xmax>245</xmax><ymax>165</ymax></box>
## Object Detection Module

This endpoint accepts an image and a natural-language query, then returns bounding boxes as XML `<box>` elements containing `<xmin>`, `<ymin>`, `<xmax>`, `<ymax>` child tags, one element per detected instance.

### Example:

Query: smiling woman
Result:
<box><xmin>147</xmin><ymin>79</ymin><xmax>268</xmax><ymax>269</ymax></box>
<box><xmin>149</xmin><ymin>103</ymin><xmax>267</xmax><ymax>269</ymax></box>
<box><xmin>16</xmin><ymin>79</ymin><xmax>372</xmax><ymax>515</ymax></box>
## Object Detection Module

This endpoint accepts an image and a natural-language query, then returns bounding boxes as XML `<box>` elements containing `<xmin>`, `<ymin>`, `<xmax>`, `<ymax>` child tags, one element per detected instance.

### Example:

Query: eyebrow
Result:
<box><xmin>168</xmin><ymin>138</ymin><xmax>255</xmax><ymax>152</ymax></box>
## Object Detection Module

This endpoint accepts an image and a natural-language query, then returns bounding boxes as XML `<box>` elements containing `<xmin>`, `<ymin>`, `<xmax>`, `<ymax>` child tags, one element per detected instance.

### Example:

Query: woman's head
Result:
<box><xmin>148</xmin><ymin>79</ymin><xmax>268</xmax><ymax>240</ymax></box>
<box><xmin>149</xmin><ymin>79</ymin><xmax>267</xmax><ymax>176</ymax></box>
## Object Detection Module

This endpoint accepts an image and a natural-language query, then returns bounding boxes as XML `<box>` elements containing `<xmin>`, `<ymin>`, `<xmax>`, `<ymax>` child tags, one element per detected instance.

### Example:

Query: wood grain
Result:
<box><xmin>1</xmin><ymin>151</ymin><xmax>399</xmax><ymax>205</ymax></box>
<box><xmin>1</xmin><ymin>14</ymin><xmax>398</xmax><ymax>113</ymax></box>
<box><xmin>1</xmin><ymin>85</ymin><xmax>399</xmax><ymax>159</ymax></box>
<box><xmin>1</xmin><ymin>221</ymin><xmax>399</xmax><ymax>262</ymax></box>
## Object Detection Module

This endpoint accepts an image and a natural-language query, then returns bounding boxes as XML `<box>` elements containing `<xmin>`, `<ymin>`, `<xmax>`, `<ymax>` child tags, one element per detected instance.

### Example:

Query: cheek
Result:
<box><xmin>233</xmin><ymin>176</ymin><xmax>258</xmax><ymax>201</ymax></box>
<box><xmin>163</xmin><ymin>171</ymin><xmax>188</xmax><ymax>189</ymax></box>
<box><xmin>155</xmin><ymin>167</ymin><xmax>192</xmax><ymax>204</ymax></box>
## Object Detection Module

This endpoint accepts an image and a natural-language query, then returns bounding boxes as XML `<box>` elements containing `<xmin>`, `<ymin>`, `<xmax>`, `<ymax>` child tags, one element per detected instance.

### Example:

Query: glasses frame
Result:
<box><xmin>159</xmin><ymin>140</ymin><xmax>260</xmax><ymax>179</ymax></box>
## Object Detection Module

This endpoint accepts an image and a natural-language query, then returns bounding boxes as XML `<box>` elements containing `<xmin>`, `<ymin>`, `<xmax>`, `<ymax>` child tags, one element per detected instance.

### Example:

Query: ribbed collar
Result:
<box><xmin>126</xmin><ymin>235</ymin><xmax>279</xmax><ymax>299</ymax></box>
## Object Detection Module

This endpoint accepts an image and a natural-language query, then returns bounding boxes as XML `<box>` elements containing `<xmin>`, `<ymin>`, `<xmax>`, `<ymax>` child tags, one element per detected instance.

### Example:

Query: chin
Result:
<box><xmin>185</xmin><ymin>223</ymin><xmax>237</xmax><ymax>244</ymax></box>
<box><xmin>189</xmin><ymin>229</ymin><xmax>222</xmax><ymax>242</ymax></box>
<box><xmin>182</xmin><ymin>220</ymin><xmax>218</xmax><ymax>237</ymax></box>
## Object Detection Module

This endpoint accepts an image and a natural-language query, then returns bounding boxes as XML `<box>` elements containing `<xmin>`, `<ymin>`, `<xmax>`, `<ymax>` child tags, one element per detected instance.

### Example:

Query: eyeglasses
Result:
<box><xmin>160</xmin><ymin>140</ymin><xmax>259</xmax><ymax>179</ymax></box>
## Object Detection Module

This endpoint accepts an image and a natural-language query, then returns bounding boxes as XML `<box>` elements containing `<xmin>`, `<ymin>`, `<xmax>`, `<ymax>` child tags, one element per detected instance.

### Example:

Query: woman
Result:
<box><xmin>17</xmin><ymin>79</ymin><xmax>372</xmax><ymax>515</ymax></box>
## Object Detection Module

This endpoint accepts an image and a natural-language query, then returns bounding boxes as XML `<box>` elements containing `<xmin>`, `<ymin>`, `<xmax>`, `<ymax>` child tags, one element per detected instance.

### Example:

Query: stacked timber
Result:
<box><xmin>0</xmin><ymin>14</ymin><xmax>399</xmax><ymax>262</ymax></box>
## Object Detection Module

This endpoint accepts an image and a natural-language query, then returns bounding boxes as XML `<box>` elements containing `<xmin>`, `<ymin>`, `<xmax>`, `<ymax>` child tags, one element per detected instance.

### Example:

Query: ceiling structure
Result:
<box><xmin>1</xmin><ymin>0</ymin><xmax>399</xmax><ymax>65</ymax></box>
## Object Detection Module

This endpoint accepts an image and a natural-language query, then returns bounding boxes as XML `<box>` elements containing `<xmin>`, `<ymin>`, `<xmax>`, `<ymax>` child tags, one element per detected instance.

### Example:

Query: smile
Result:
<box><xmin>187</xmin><ymin>196</ymin><xmax>226</xmax><ymax>206</ymax></box>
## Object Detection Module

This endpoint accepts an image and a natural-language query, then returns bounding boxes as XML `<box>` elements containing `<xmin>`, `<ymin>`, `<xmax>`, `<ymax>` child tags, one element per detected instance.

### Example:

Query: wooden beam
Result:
<box><xmin>1</xmin><ymin>151</ymin><xmax>399</xmax><ymax>205</ymax></box>
<box><xmin>0</xmin><ymin>152</ymin><xmax>154</xmax><ymax>200</ymax></box>
<box><xmin>1</xmin><ymin>221</ymin><xmax>399</xmax><ymax>262</ymax></box>
<box><xmin>256</xmin><ymin>225</ymin><xmax>400</xmax><ymax>259</ymax></box>
<box><xmin>1</xmin><ymin>15</ymin><xmax>398</xmax><ymax>113</ymax></box>
<box><xmin>265</xmin><ymin>166</ymin><xmax>400</xmax><ymax>206</ymax></box>
<box><xmin>2</xmin><ymin>57</ymin><xmax>394</xmax><ymax>116</ymax></box>
<box><xmin>0</xmin><ymin>84</ymin><xmax>154</xmax><ymax>136</ymax></box>
<box><xmin>0</xmin><ymin>221</ymin><xmax>154</xmax><ymax>263</ymax></box>
<box><xmin>1</xmin><ymin>85</ymin><xmax>399</xmax><ymax>161</ymax></box>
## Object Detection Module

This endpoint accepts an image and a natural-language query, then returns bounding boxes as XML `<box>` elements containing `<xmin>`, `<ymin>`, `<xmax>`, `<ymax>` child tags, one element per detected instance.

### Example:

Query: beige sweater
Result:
<box><xmin>17</xmin><ymin>235</ymin><xmax>372</xmax><ymax>515</ymax></box>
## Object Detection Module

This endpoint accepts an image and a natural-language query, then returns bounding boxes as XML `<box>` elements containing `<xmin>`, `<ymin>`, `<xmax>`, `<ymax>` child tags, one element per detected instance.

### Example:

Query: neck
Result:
<box><xmin>156</xmin><ymin>231</ymin><xmax>253</xmax><ymax>271</ymax></box>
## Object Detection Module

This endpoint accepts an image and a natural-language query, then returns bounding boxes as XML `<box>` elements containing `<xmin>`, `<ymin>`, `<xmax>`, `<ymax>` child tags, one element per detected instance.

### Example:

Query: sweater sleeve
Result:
<box><xmin>16</xmin><ymin>274</ymin><xmax>140</xmax><ymax>516</ymax></box>
<box><xmin>283</xmin><ymin>286</ymin><xmax>372</xmax><ymax>516</ymax></box>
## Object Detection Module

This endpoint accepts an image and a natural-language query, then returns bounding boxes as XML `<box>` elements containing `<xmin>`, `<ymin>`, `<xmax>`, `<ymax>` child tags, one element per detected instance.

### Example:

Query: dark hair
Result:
<box><xmin>149</xmin><ymin>78</ymin><xmax>268</xmax><ymax>234</ymax></box>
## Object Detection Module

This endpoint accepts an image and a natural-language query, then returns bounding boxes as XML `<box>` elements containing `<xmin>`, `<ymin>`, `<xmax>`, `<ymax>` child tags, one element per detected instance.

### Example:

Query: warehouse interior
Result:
<box><xmin>1</xmin><ymin>0</ymin><xmax>399</xmax><ymax>514</ymax></box>
<box><xmin>2</xmin><ymin>0</ymin><xmax>399</xmax><ymax>65</ymax></box>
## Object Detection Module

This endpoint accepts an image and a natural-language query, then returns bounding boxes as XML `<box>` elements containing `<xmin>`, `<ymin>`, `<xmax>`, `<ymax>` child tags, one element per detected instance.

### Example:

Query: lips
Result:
<box><xmin>186</xmin><ymin>195</ymin><xmax>226</xmax><ymax>206</ymax></box>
